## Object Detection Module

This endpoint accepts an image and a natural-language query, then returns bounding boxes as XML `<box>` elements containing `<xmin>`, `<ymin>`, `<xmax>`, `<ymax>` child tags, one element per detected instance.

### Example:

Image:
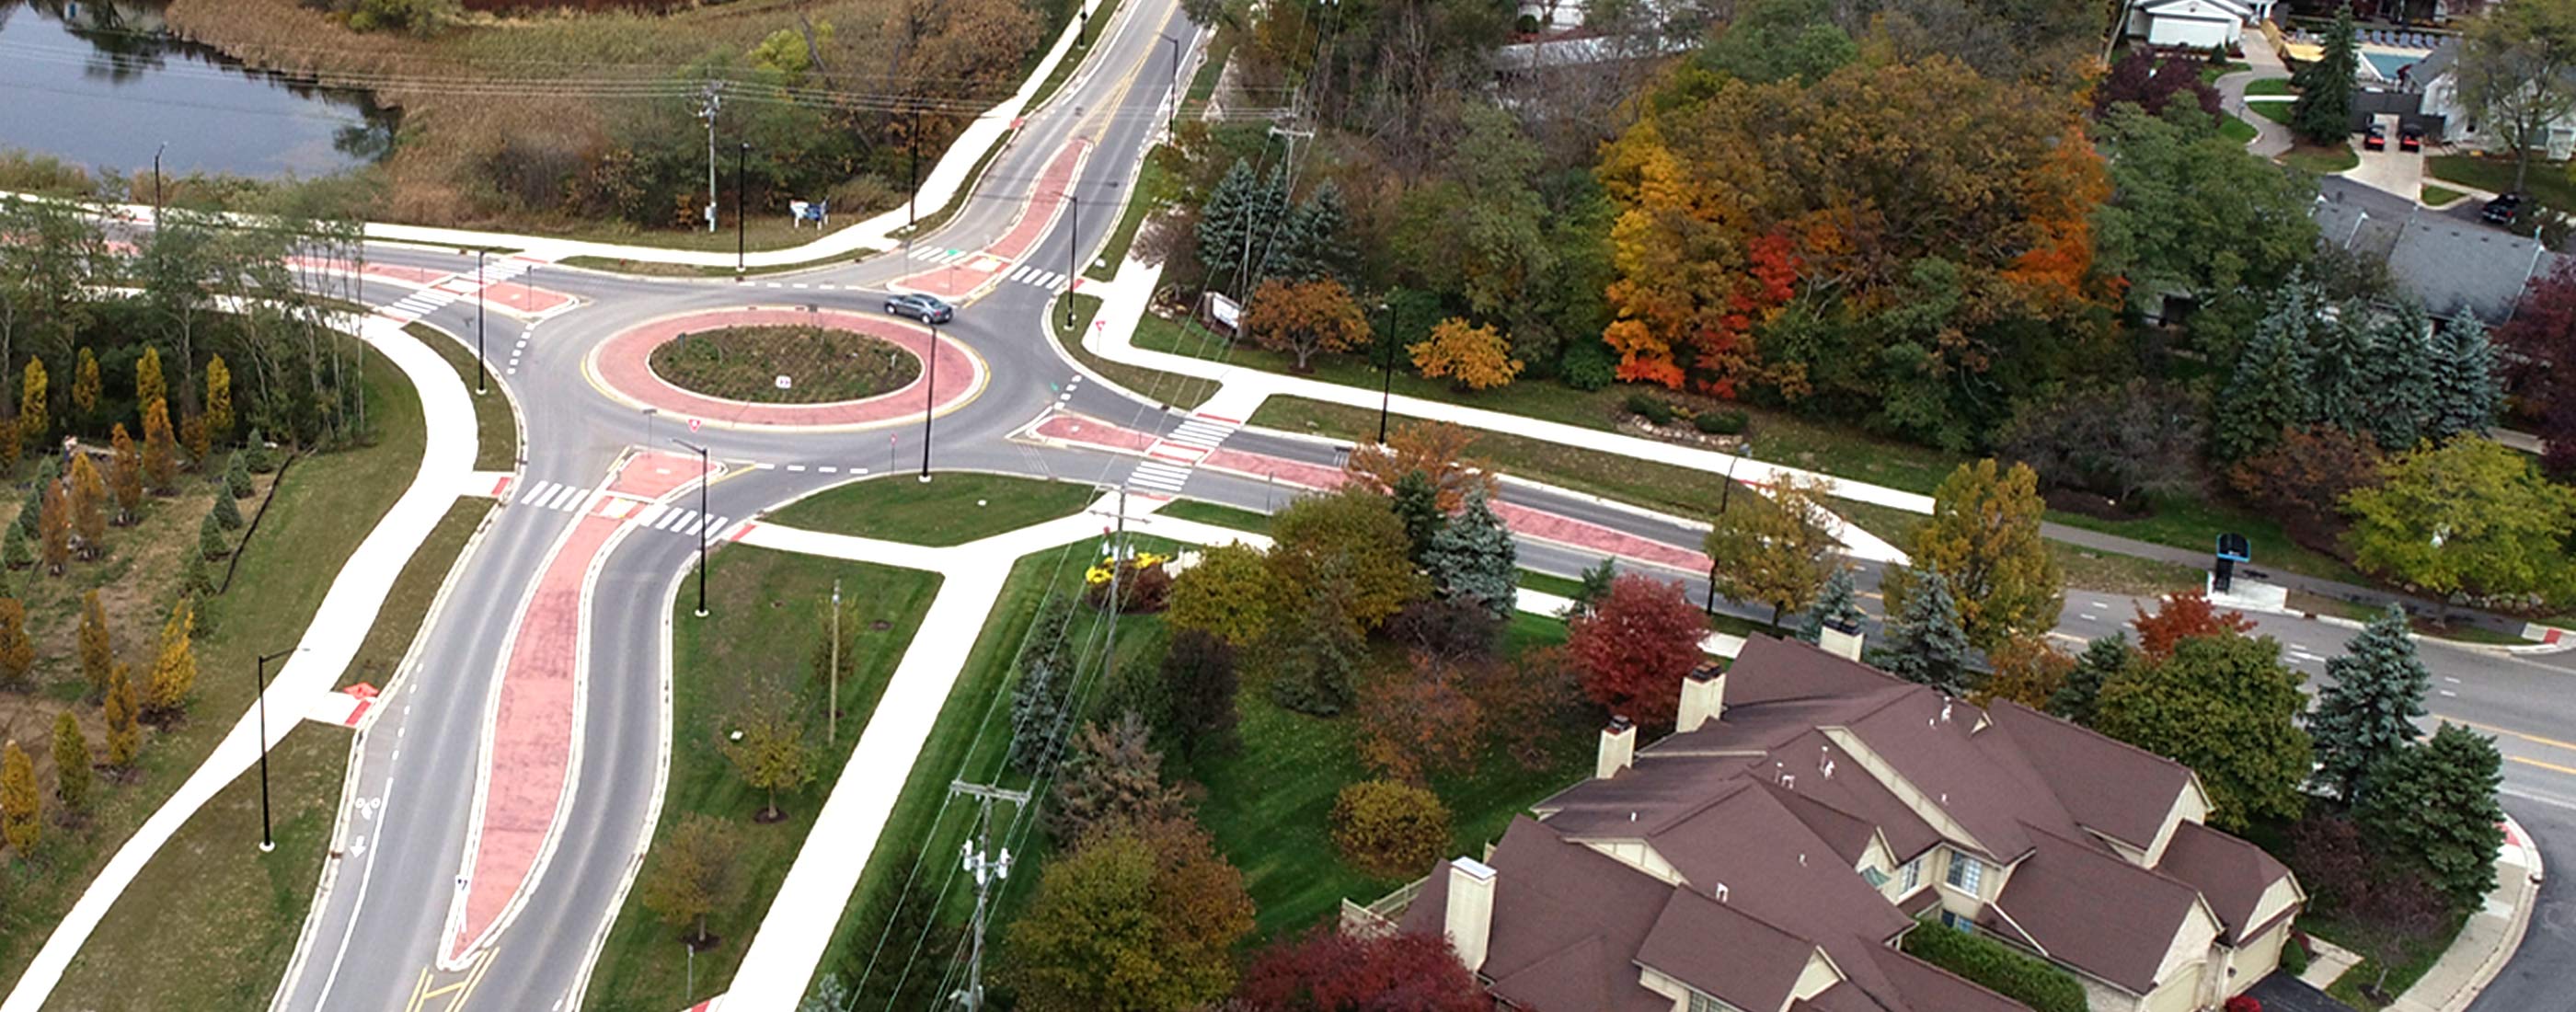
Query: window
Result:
<box><xmin>1946</xmin><ymin>853</ymin><xmax>1984</xmax><ymax>894</ymax></box>
<box><xmin>1688</xmin><ymin>991</ymin><xmax>1743</xmax><ymax>1012</ymax></box>
<box><xmin>1899</xmin><ymin>856</ymin><xmax>1922</xmax><ymax>893</ymax></box>
<box><xmin>1938</xmin><ymin>909</ymin><xmax>1979</xmax><ymax>934</ymax></box>
<box><xmin>1862</xmin><ymin>866</ymin><xmax>1891</xmax><ymax>888</ymax></box>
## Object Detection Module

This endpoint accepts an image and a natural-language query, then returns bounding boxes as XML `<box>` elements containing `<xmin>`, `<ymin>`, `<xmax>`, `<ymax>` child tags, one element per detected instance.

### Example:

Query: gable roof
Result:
<box><xmin>2312</xmin><ymin>200</ymin><xmax>2562</xmax><ymax>323</ymax></box>
<box><xmin>1985</xmin><ymin>703</ymin><xmax>2196</xmax><ymax>851</ymax></box>
<box><xmin>2157</xmin><ymin>820</ymin><xmax>2299</xmax><ymax>944</ymax></box>
<box><xmin>1988</xmin><ymin>826</ymin><xmax>2211</xmax><ymax>993</ymax></box>
<box><xmin>1639</xmin><ymin>888</ymin><xmax>1820</xmax><ymax>1012</ymax></box>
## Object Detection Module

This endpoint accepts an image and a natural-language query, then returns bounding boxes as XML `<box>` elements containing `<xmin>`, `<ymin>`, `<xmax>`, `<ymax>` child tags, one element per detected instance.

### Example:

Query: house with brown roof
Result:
<box><xmin>1382</xmin><ymin>632</ymin><xmax>2304</xmax><ymax>1012</ymax></box>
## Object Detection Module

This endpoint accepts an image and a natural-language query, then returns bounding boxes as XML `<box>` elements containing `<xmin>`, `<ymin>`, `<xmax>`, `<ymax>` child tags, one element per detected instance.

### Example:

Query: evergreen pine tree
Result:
<box><xmin>1005</xmin><ymin>598</ymin><xmax>1076</xmax><ymax>776</ymax></box>
<box><xmin>1276</xmin><ymin>179</ymin><xmax>1357</xmax><ymax>285</ymax></box>
<box><xmin>2312</xmin><ymin>606</ymin><xmax>2432</xmax><ymax>801</ymax></box>
<box><xmin>2215</xmin><ymin>285</ymin><xmax>2321</xmax><ymax>460</ymax></box>
<box><xmin>2052</xmin><ymin>632</ymin><xmax>2133</xmax><ymax>725</ymax></box>
<box><xmin>1240</xmin><ymin>163</ymin><xmax>1293</xmax><ymax>288</ymax></box>
<box><xmin>1389</xmin><ymin>469</ymin><xmax>1445</xmax><ymax>564</ymax></box>
<box><xmin>213</xmin><ymin>487</ymin><xmax>244</xmax><ymax>531</ymax></box>
<box><xmin>103</xmin><ymin>663</ymin><xmax>140</xmax><ymax>767</ymax></box>
<box><xmin>71</xmin><ymin>348</ymin><xmax>99</xmax><ymax>418</ymax></box>
<box><xmin>181</xmin><ymin>552</ymin><xmax>218</xmax><ymax>597</ymax></box>
<box><xmin>1270</xmin><ymin>578</ymin><xmax>1363</xmax><ymax>716</ymax></box>
<box><xmin>0</xmin><ymin>741</ymin><xmax>37</xmax><ymax>857</ymax></box>
<box><xmin>2427</xmin><ymin>315</ymin><xmax>2503</xmax><ymax>440</ymax></box>
<box><xmin>1195</xmin><ymin>158</ymin><xmax>1259</xmax><ymax>288</ymax></box>
<box><xmin>2364</xmin><ymin>303</ymin><xmax>2440</xmax><ymax>451</ymax></box>
<box><xmin>2356</xmin><ymin>722</ymin><xmax>2506</xmax><ymax>910</ymax></box>
<box><xmin>1798</xmin><ymin>567</ymin><xmax>1867</xmax><ymax>643</ymax></box>
<box><xmin>16</xmin><ymin>455</ymin><xmax>57</xmax><ymax>539</ymax></box>
<box><xmin>143</xmin><ymin>599</ymin><xmax>197</xmax><ymax>719</ymax></box>
<box><xmin>198</xmin><ymin>508</ymin><xmax>230</xmax><ymax>560</ymax></box>
<box><xmin>224</xmin><ymin>450</ymin><xmax>253</xmax><ymax>500</ymax></box>
<box><xmin>2306</xmin><ymin>300</ymin><xmax>2380</xmax><ymax>441</ymax></box>
<box><xmin>1881</xmin><ymin>569</ymin><xmax>1972</xmax><ymax>696</ymax></box>
<box><xmin>77</xmin><ymin>590</ymin><xmax>110</xmax><ymax>699</ymax></box>
<box><xmin>0</xmin><ymin>598</ymin><xmax>32</xmax><ymax>691</ymax></box>
<box><xmin>244</xmin><ymin>429</ymin><xmax>278</xmax><ymax>474</ymax></box>
<box><xmin>50</xmin><ymin>712</ymin><xmax>88</xmax><ymax>812</ymax></box>
<box><xmin>1</xmin><ymin>524</ymin><xmax>27</xmax><ymax>571</ymax></box>
<box><xmin>2291</xmin><ymin>7</ymin><xmax>2360</xmax><ymax>144</ymax></box>
<box><xmin>1425</xmin><ymin>489</ymin><xmax>1518</xmax><ymax>617</ymax></box>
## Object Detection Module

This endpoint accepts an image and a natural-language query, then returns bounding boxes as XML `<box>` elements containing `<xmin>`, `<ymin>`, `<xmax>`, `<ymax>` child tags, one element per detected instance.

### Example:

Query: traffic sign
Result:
<box><xmin>688</xmin><ymin>418</ymin><xmax>703</xmax><ymax>432</ymax></box>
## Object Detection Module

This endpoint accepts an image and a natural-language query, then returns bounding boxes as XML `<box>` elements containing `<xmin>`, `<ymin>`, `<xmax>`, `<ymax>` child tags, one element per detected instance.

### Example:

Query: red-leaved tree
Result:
<box><xmin>2133</xmin><ymin>590</ymin><xmax>2258</xmax><ymax>660</ymax></box>
<box><xmin>2497</xmin><ymin>259</ymin><xmax>2576</xmax><ymax>477</ymax></box>
<box><xmin>1236</xmin><ymin>928</ymin><xmax>1489</xmax><ymax>1012</ymax></box>
<box><xmin>1568</xmin><ymin>574</ymin><xmax>1707</xmax><ymax>728</ymax></box>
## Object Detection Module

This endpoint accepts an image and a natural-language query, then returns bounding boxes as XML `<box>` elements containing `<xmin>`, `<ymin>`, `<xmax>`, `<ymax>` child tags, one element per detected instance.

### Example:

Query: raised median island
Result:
<box><xmin>648</xmin><ymin>325</ymin><xmax>921</xmax><ymax>406</ymax></box>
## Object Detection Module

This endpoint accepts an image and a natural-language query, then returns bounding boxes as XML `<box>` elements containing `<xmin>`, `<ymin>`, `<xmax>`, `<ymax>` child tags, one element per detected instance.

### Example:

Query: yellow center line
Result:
<box><xmin>2432</xmin><ymin>714</ymin><xmax>2576</xmax><ymax>754</ymax></box>
<box><xmin>403</xmin><ymin>967</ymin><xmax>431</xmax><ymax>1012</ymax></box>
<box><xmin>450</xmin><ymin>950</ymin><xmax>497</xmax><ymax>1011</ymax></box>
<box><xmin>2507</xmin><ymin>753</ymin><xmax>2576</xmax><ymax>777</ymax></box>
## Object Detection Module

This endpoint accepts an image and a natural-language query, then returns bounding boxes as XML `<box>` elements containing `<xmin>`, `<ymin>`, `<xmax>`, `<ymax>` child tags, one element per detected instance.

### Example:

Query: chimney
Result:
<box><xmin>1445</xmin><ymin>857</ymin><xmax>1499</xmax><ymax>972</ymax></box>
<box><xmin>1596</xmin><ymin>717</ymin><xmax>1636</xmax><ymax>780</ymax></box>
<box><xmin>1676</xmin><ymin>664</ymin><xmax>1727</xmax><ymax>732</ymax></box>
<box><xmin>1820</xmin><ymin>616</ymin><xmax>1864</xmax><ymax>662</ymax></box>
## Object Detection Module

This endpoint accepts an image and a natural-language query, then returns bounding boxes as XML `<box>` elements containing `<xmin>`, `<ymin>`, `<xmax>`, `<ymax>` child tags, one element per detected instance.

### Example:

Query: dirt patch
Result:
<box><xmin>647</xmin><ymin>325</ymin><xmax>920</xmax><ymax>405</ymax></box>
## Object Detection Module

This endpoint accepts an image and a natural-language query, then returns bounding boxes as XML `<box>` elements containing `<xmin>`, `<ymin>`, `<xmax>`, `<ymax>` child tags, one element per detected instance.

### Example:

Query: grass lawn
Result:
<box><xmin>2043</xmin><ymin>492</ymin><xmax>2367</xmax><ymax>586</ymax></box>
<box><xmin>50</xmin><ymin>500</ymin><xmax>491</xmax><ymax>1011</ymax></box>
<box><xmin>2248</xmin><ymin>98</ymin><xmax>2295</xmax><ymax>124</ymax></box>
<box><xmin>1190</xmin><ymin>613</ymin><xmax>1590</xmax><ymax>937</ymax></box>
<box><xmin>1052</xmin><ymin>293</ymin><xmax>1220</xmax><ymax>409</ymax></box>
<box><xmin>2221</xmin><ymin>114</ymin><xmax>2260</xmax><ymax>144</ymax></box>
<box><xmin>2428</xmin><ymin>153</ymin><xmax>2565</xmax><ymax>208</ymax></box>
<box><xmin>0</xmin><ymin>347</ymin><xmax>425</xmax><ymax>995</ymax></box>
<box><xmin>406</xmin><ymin>322</ymin><xmax>519</xmax><ymax>471</ymax></box>
<box><xmin>1831</xmin><ymin>498</ymin><xmax>2205</xmax><ymax>599</ymax></box>
<box><xmin>1161</xmin><ymin>499</ymin><xmax>1271</xmax><ymax>534</ymax></box>
<box><xmin>1179</xmin><ymin>25</ymin><xmax>1236</xmax><ymax>118</ymax></box>
<box><xmin>2246</xmin><ymin>76</ymin><xmax>2295</xmax><ymax>96</ymax></box>
<box><xmin>2309</xmin><ymin>910</ymin><xmax>2469</xmax><ymax>1010</ymax></box>
<box><xmin>766</xmin><ymin>473</ymin><xmax>1097</xmax><ymax>546</ymax></box>
<box><xmin>585</xmin><ymin>547</ymin><xmax>939</xmax><ymax>1012</ymax></box>
<box><xmin>1085</xmin><ymin>146</ymin><xmax>1173</xmax><ymax>282</ymax></box>
<box><xmin>2201</xmin><ymin>61</ymin><xmax>2254</xmax><ymax>84</ymax></box>
<box><xmin>2421</xmin><ymin>183</ymin><xmax>2467</xmax><ymax>206</ymax></box>
<box><xmin>2284</xmin><ymin>141</ymin><xmax>2361</xmax><ymax>175</ymax></box>
<box><xmin>555</xmin><ymin>250</ymin><xmax>874</xmax><ymax>279</ymax></box>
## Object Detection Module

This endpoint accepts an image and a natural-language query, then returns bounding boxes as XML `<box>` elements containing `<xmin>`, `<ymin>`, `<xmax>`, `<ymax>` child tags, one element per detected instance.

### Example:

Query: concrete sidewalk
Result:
<box><xmin>2388</xmin><ymin>813</ymin><xmax>2545</xmax><ymax>1012</ymax></box>
<box><xmin>2218</xmin><ymin>32</ymin><xmax>2295</xmax><ymax>159</ymax></box>
<box><xmin>0</xmin><ymin>313</ymin><xmax>482</xmax><ymax>1012</ymax></box>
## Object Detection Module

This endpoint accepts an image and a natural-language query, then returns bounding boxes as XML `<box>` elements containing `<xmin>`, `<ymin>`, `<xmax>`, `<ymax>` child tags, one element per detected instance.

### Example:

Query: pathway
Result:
<box><xmin>2217</xmin><ymin>32</ymin><xmax>2295</xmax><ymax>158</ymax></box>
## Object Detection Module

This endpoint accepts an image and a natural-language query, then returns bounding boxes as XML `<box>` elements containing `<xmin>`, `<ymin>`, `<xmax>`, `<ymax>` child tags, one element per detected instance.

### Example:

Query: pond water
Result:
<box><xmin>0</xmin><ymin>0</ymin><xmax>397</xmax><ymax>179</ymax></box>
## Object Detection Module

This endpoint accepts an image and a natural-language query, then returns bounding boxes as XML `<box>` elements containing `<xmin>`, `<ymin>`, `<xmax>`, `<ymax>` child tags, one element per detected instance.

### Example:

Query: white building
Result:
<box><xmin>2415</xmin><ymin>39</ymin><xmax>2576</xmax><ymax>161</ymax></box>
<box><xmin>2122</xmin><ymin>0</ymin><xmax>2262</xmax><ymax>51</ymax></box>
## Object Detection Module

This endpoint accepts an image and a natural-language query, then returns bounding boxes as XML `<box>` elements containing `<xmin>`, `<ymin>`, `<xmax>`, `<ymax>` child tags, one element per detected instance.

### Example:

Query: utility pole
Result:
<box><xmin>1374</xmin><ymin>300</ymin><xmax>1394</xmax><ymax>444</ymax></box>
<box><xmin>1104</xmin><ymin>486</ymin><xmax>1127</xmax><ymax>688</ymax></box>
<box><xmin>700</xmin><ymin>84</ymin><xmax>723</xmax><ymax>234</ymax></box>
<box><xmin>1064</xmin><ymin>193</ymin><xmax>1079</xmax><ymax>327</ymax></box>
<box><xmin>1165</xmin><ymin>35</ymin><xmax>1182</xmax><ymax>132</ymax></box>
<box><xmin>673</xmin><ymin>438</ymin><xmax>711</xmax><ymax>616</ymax></box>
<box><xmin>949</xmin><ymin>780</ymin><xmax>1030</xmax><ymax>1012</ymax></box>
<box><xmin>828</xmin><ymin>580</ymin><xmax>841</xmax><ymax>747</ymax></box>
<box><xmin>152</xmin><ymin>142</ymin><xmax>165</xmax><ymax>223</ymax></box>
<box><xmin>475</xmin><ymin>250</ymin><xmax>488</xmax><ymax>395</ymax></box>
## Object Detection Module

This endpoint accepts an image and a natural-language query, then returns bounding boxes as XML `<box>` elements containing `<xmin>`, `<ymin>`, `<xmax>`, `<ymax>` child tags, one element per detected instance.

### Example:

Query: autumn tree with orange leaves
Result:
<box><xmin>1341</xmin><ymin>420</ymin><xmax>1495</xmax><ymax>512</ymax></box>
<box><xmin>1597</xmin><ymin>54</ymin><xmax>2114</xmax><ymax>449</ymax></box>
<box><xmin>2133</xmin><ymin>590</ymin><xmax>2259</xmax><ymax>659</ymax></box>
<box><xmin>1409</xmin><ymin>317</ymin><xmax>1524</xmax><ymax>391</ymax></box>
<box><xmin>1242</xmin><ymin>277</ymin><xmax>1370</xmax><ymax>372</ymax></box>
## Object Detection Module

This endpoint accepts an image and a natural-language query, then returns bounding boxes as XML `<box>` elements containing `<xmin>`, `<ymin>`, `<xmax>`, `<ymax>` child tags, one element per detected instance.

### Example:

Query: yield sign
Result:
<box><xmin>688</xmin><ymin>418</ymin><xmax>703</xmax><ymax>432</ymax></box>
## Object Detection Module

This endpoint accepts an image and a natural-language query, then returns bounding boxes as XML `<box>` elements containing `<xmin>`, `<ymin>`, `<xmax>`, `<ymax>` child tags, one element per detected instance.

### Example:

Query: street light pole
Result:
<box><xmin>673</xmin><ymin>439</ymin><xmax>710</xmax><ymax>617</ymax></box>
<box><xmin>1065</xmin><ymin>194</ymin><xmax>1079</xmax><ymax>328</ymax></box>
<box><xmin>475</xmin><ymin>250</ymin><xmax>488</xmax><ymax>395</ymax></box>
<box><xmin>254</xmin><ymin>648</ymin><xmax>298</xmax><ymax>852</ymax></box>
<box><xmin>1374</xmin><ymin>301</ymin><xmax>1395</xmax><ymax>445</ymax></box>
<box><xmin>735</xmin><ymin>142</ymin><xmax>748</xmax><ymax>277</ymax></box>
<box><xmin>152</xmin><ymin>142</ymin><xmax>166</xmax><ymax>221</ymax></box>
<box><xmin>828</xmin><ymin>581</ymin><xmax>841</xmax><ymax>747</ymax></box>
<box><xmin>918</xmin><ymin>322</ymin><xmax>937</xmax><ymax>482</ymax></box>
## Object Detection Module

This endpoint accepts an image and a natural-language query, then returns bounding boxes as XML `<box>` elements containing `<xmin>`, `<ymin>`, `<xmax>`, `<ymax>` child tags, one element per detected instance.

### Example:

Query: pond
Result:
<box><xmin>0</xmin><ymin>0</ymin><xmax>398</xmax><ymax>179</ymax></box>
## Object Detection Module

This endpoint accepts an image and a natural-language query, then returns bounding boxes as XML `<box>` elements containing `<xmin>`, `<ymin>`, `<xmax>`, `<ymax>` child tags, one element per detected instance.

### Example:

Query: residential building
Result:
<box><xmin>2415</xmin><ymin>39</ymin><xmax>2576</xmax><ymax>160</ymax></box>
<box><xmin>1382</xmin><ymin>633</ymin><xmax>2304</xmax><ymax>1012</ymax></box>
<box><xmin>2312</xmin><ymin>196</ymin><xmax>2560</xmax><ymax>322</ymax></box>
<box><xmin>2122</xmin><ymin>0</ymin><xmax>2255</xmax><ymax>52</ymax></box>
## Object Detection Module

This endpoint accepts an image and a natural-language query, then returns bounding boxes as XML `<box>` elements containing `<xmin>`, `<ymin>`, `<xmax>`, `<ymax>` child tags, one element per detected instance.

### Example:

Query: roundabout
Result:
<box><xmin>587</xmin><ymin>306</ymin><xmax>987</xmax><ymax>431</ymax></box>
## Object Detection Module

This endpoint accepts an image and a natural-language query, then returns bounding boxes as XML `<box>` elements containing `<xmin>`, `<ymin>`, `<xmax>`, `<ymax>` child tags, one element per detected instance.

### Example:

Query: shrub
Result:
<box><xmin>1900</xmin><ymin>921</ymin><xmax>2089</xmax><ymax>1012</ymax></box>
<box><xmin>1560</xmin><ymin>342</ymin><xmax>1616</xmax><ymax>391</ymax></box>
<box><xmin>1692</xmin><ymin>409</ymin><xmax>1748</xmax><ymax>434</ymax></box>
<box><xmin>1329</xmin><ymin>779</ymin><xmax>1453</xmax><ymax>880</ymax></box>
<box><xmin>1515</xmin><ymin>12</ymin><xmax>1541</xmax><ymax>32</ymax></box>
<box><xmin>2225</xmin><ymin>996</ymin><xmax>2262</xmax><ymax>1012</ymax></box>
<box><xmin>1625</xmin><ymin>393</ymin><xmax>1675</xmax><ymax>425</ymax></box>
<box><xmin>2280</xmin><ymin>932</ymin><xmax>2310</xmax><ymax>975</ymax></box>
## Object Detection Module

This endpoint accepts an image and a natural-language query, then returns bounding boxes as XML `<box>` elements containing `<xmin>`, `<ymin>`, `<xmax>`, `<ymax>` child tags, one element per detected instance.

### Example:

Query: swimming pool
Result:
<box><xmin>2360</xmin><ymin>49</ymin><xmax>2431</xmax><ymax>82</ymax></box>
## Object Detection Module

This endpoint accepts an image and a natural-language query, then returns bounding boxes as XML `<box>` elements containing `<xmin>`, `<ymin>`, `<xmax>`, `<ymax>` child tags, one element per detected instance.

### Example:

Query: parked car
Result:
<box><xmin>2398</xmin><ymin>124</ymin><xmax>2423</xmax><ymax>153</ymax></box>
<box><xmin>884</xmin><ymin>293</ymin><xmax>954</xmax><ymax>324</ymax></box>
<box><xmin>2483</xmin><ymin>192</ymin><xmax>2524</xmax><ymax>225</ymax></box>
<box><xmin>2363</xmin><ymin>122</ymin><xmax>2386</xmax><ymax>151</ymax></box>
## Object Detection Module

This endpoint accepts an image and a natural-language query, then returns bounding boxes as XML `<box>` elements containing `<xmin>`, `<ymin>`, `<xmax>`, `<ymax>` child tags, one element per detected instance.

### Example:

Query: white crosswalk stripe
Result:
<box><xmin>1129</xmin><ymin>461</ymin><xmax>1193</xmax><ymax>491</ymax></box>
<box><xmin>518</xmin><ymin>480</ymin><xmax>559</xmax><ymax>506</ymax></box>
<box><xmin>1121</xmin><ymin>412</ymin><xmax>1244</xmax><ymax>496</ymax></box>
<box><xmin>1008</xmin><ymin>265</ymin><xmax>1035</xmax><ymax>282</ymax></box>
<box><xmin>543</xmin><ymin>485</ymin><xmax>585</xmax><ymax>511</ymax></box>
<box><xmin>634</xmin><ymin>503</ymin><xmax>667</xmax><ymax>528</ymax></box>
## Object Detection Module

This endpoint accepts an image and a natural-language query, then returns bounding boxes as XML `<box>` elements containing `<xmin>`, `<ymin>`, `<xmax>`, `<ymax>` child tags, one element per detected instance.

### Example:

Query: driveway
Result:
<box><xmin>2246</xmin><ymin>973</ymin><xmax>2360</xmax><ymax>1012</ymax></box>
<box><xmin>2344</xmin><ymin>115</ymin><xmax>2426</xmax><ymax>198</ymax></box>
<box><xmin>2216</xmin><ymin>32</ymin><xmax>2295</xmax><ymax>158</ymax></box>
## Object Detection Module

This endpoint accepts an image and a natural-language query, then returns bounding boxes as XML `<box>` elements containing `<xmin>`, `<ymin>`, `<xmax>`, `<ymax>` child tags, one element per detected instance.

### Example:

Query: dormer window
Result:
<box><xmin>1862</xmin><ymin>866</ymin><xmax>1891</xmax><ymax>888</ymax></box>
<box><xmin>1687</xmin><ymin>990</ymin><xmax>1746</xmax><ymax>1012</ymax></box>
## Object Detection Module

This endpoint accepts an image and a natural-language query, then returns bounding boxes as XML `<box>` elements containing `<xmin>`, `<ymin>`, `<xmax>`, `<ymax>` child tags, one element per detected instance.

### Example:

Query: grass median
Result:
<box><xmin>407</xmin><ymin>322</ymin><xmax>519</xmax><ymax>471</ymax></box>
<box><xmin>585</xmin><ymin>547</ymin><xmax>940</xmax><ymax>1012</ymax></box>
<box><xmin>1052</xmin><ymin>293</ymin><xmax>1220</xmax><ymax>409</ymax></box>
<box><xmin>766</xmin><ymin>473</ymin><xmax>1098</xmax><ymax>546</ymax></box>
<box><xmin>50</xmin><ymin>499</ymin><xmax>493</xmax><ymax>1011</ymax></box>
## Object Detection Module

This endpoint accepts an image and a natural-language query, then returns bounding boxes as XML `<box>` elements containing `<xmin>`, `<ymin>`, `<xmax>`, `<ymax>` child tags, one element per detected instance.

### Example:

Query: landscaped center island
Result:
<box><xmin>649</xmin><ymin>325</ymin><xmax>920</xmax><ymax>404</ymax></box>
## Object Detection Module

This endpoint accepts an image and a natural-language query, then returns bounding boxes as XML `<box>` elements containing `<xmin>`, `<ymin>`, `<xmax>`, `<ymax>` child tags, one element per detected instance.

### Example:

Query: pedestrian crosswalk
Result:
<box><xmin>513</xmin><ymin>479</ymin><xmax>730</xmax><ymax>538</ymax></box>
<box><xmin>1123</xmin><ymin>412</ymin><xmax>1243</xmax><ymax>495</ymax></box>
<box><xmin>374</xmin><ymin>258</ymin><xmax>536</xmax><ymax>324</ymax></box>
<box><xmin>1003</xmin><ymin>263</ymin><xmax>1071</xmax><ymax>292</ymax></box>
